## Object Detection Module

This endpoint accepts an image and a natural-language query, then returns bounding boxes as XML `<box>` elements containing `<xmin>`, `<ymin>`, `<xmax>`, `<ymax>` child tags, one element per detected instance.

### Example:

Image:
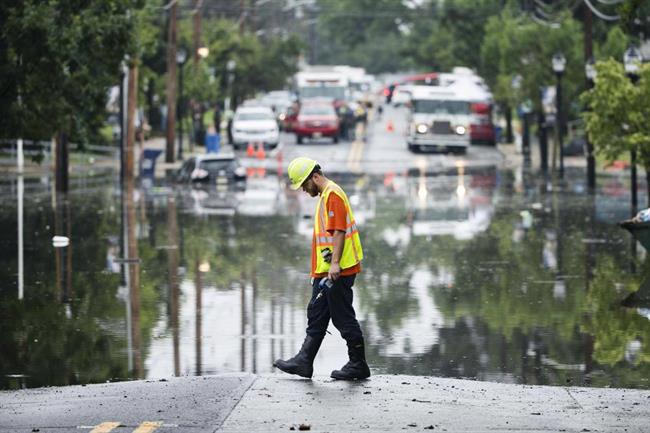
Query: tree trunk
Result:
<box><xmin>646</xmin><ymin>165</ymin><xmax>650</xmax><ymax>209</ymax></box>
<box><xmin>631</xmin><ymin>150</ymin><xmax>638</xmax><ymax>214</ymax></box>
<box><xmin>537</xmin><ymin>111</ymin><xmax>548</xmax><ymax>173</ymax></box>
<box><xmin>504</xmin><ymin>105</ymin><xmax>513</xmax><ymax>144</ymax></box>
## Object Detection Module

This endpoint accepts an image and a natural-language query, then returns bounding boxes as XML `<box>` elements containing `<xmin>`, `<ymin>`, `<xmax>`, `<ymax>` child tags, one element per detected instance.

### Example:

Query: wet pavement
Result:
<box><xmin>0</xmin><ymin>374</ymin><xmax>254</xmax><ymax>433</ymax></box>
<box><xmin>2</xmin><ymin>373</ymin><xmax>649</xmax><ymax>432</ymax></box>
<box><xmin>2</xmin><ymin>105</ymin><xmax>650</xmax><ymax>398</ymax></box>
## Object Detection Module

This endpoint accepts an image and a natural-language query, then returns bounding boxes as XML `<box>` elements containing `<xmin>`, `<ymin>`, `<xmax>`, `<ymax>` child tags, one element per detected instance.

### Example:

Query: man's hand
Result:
<box><xmin>329</xmin><ymin>230</ymin><xmax>345</xmax><ymax>281</ymax></box>
<box><xmin>328</xmin><ymin>262</ymin><xmax>341</xmax><ymax>281</ymax></box>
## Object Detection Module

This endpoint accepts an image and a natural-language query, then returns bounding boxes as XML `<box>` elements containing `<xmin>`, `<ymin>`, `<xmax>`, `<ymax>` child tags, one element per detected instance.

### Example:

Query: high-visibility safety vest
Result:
<box><xmin>313</xmin><ymin>181</ymin><xmax>363</xmax><ymax>274</ymax></box>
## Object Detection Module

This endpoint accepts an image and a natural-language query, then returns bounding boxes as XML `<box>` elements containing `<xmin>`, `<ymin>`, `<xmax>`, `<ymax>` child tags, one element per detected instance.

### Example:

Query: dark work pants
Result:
<box><xmin>306</xmin><ymin>275</ymin><xmax>363</xmax><ymax>342</ymax></box>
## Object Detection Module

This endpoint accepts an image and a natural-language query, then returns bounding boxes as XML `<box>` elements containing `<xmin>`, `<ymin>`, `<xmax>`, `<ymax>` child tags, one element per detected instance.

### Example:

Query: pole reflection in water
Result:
<box><xmin>17</xmin><ymin>175</ymin><xmax>24</xmax><ymax>300</ymax></box>
<box><xmin>270</xmin><ymin>297</ymin><xmax>275</xmax><ymax>366</ymax></box>
<box><xmin>252</xmin><ymin>270</ymin><xmax>258</xmax><ymax>373</ymax></box>
<box><xmin>195</xmin><ymin>260</ymin><xmax>203</xmax><ymax>376</ymax></box>
<box><xmin>167</xmin><ymin>195</ymin><xmax>180</xmax><ymax>377</ymax></box>
<box><xmin>53</xmin><ymin>192</ymin><xmax>72</xmax><ymax>309</ymax></box>
<box><xmin>126</xmin><ymin>177</ymin><xmax>143</xmax><ymax>378</ymax></box>
<box><xmin>583</xmin><ymin>194</ymin><xmax>596</xmax><ymax>384</ymax></box>
<box><xmin>240</xmin><ymin>273</ymin><xmax>246</xmax><ymax>372</ymax></box>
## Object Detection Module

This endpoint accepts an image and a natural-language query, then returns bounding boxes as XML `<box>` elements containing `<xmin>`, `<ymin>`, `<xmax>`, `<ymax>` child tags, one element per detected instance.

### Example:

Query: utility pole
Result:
<box><xmin>193</xmin><ymin>0</ymin><xmax>202</xmax><ymax>67</ymax></box>
<box><xmin>584</xmin><ymin>3</ymin><xmax>596</xmax><ymax>191</ymax></box>
<box><xmin>239</xmin><ymin>0</ymin><xmax>246</xmax><ymax>33</ymax></box>
<box><xmin>126</xmin><ymin>62</ymin><xmax>138</xmax><ymax>182</ymax></box>
<box><xmin>165</xmin><ymin>1</ymin><xmax>179</xmax><ymax>163</ymax></box>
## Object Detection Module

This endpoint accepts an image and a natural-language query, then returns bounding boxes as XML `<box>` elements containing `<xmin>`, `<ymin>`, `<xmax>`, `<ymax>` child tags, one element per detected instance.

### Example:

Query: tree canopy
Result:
<box><xmin>0</xmin><ymin>0</ymin><xmax>136</xmax><ymax>142</ymax></box>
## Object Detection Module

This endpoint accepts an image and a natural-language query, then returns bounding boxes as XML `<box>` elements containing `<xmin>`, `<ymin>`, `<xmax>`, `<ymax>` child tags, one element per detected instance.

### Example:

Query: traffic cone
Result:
<box><xmin>386</xmin><ymin>120</ymin><xmax>394</xmax><ymax>132</ymax></box>
<box><xmin>246</xmin><ymin>142</ymin><xmax>255</xmax><ymax>157</ymax></box>
<box><xmin>256</xmin><ymin>167</ymin><xmax>266</xmax><ymax>177</ymax></box>
<box><xmin>255</xmin><ymin>142</ymin><xmax>266</xmax><ymax>159</ymax></box>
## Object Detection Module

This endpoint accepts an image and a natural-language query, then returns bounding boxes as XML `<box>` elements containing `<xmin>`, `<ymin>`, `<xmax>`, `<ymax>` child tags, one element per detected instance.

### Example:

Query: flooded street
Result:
<box><xmin>3</xmin><ymin>159</ymin><xmax>649</xmax><ymax>391</ymax></box>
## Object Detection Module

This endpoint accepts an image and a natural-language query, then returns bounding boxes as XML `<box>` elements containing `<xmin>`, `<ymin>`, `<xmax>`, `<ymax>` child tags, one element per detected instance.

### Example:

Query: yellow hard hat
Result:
<box><xmin>287</xmin><ymin>157</ymin><xmax>318</xmax><ymax>190</ymax></box>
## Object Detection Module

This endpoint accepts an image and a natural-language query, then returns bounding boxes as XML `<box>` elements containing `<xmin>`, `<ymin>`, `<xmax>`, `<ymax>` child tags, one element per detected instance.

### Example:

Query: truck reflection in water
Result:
<box><xmin>406</xmin><ymin>165</ymin><xmax>495</xmax><ymax>240</ymax></box>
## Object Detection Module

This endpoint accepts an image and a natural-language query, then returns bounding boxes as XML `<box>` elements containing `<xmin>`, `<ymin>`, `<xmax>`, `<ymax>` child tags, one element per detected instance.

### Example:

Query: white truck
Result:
<box><xmin>295</xmin><ymin>68</ymin><xmax>349</xmax><ymax>102</ymax></box>
<box><xmin>406</xmin><ymin>85</ymin><xmax>472</xmax><ymax>154</ymax></box>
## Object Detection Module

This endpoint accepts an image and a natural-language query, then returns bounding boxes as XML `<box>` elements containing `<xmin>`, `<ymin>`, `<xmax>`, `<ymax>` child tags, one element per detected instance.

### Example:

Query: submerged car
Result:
<box><xmin>176</xmin><ymin>154</ymin><xmax>246</xmax><ymax>186</ymax></box>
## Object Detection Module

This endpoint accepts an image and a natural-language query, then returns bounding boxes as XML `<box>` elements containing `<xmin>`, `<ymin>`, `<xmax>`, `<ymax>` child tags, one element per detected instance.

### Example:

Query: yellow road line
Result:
<box><xmin>352</xmin><ymin>138</ymin><xmax>364</xmax><ymax>172</ymax></box>
<box><xmin>347</xmin><ymin>140</ymin><xmax>359</xmax><ymax>170</ymax></box>
<box><xmin>132</xmin><ymin>421</ymin><xmax>163</xmax><ymax>433</ymax></box>
<box><xmin>90</xmin><ymin>422</ymin><xmax>121</xmax><ymax>433</ymax></box>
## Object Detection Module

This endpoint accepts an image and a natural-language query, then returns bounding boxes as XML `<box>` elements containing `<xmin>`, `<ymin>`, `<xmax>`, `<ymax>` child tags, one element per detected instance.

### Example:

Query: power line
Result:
<box><xmin>595</xmin><ymin>0</ymin><xmax>623</xmax><ymax>5</ymax></box>
<box><xmin>583</xmin><ymin>0</ymin><xmax>620</xmax><ymax>21</ymax></box>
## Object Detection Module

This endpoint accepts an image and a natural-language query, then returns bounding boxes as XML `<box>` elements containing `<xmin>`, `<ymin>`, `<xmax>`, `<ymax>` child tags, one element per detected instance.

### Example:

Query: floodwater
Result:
<box><xmin>2</xmin><ymin>166</ymin><xmax>650</xmax><ymax>391</ymax></box>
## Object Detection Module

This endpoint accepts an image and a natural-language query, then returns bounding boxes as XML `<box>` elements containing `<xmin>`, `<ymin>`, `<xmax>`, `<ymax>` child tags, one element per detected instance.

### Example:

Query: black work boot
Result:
<box><xmin>330</xmin><ymin>338</ymin><xmax>371</xmax><ymax>380</ymax></box>
<box><xmin>273</xmin><ymin>335</ymin><xmax>323</xmax><ymax>378</ymax></box>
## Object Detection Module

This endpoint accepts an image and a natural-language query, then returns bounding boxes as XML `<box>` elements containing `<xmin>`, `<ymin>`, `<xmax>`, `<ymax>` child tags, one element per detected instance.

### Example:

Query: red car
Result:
<box><xmin>294</xmin><ymin>101</ymin><xmax>340</xmax><ymax>144</ymax></box>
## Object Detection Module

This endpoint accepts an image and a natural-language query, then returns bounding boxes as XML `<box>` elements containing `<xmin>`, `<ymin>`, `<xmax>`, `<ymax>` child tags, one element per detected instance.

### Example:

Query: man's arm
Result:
<box><xmin>328</xmin><ymin>229</ymin><xmax>345</xmax><ymax>281</ymax></box>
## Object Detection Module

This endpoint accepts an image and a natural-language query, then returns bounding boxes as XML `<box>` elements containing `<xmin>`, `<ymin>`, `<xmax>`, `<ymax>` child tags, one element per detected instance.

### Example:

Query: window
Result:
<box><xmin>301</xmin><ymin>105</ymin><xmax>336</xmax><ymax>116</ymax></box>
<box><xmin>413</xmin><ymin>100</ymin><xmax>470</xmax><ymax>115</ymax></box>
<box><xmin>236</xmin><ymin>112</ymin><xmax>274</xmax><ymax>121</ymax></box>
<box><xmin>201</xmin><ymin>159</ymin><xmax>237</xmax><ymax>173</ymax></box>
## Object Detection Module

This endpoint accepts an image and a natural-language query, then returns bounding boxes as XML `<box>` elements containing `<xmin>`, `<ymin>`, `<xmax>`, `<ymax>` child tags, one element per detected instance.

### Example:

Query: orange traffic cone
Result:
<box><xmin>246</xmin><ymin>142</ymin><xmax>255</xmax><ymax>157</ymax></box>
<box><xmin>255</xmin><ymin>142</ymin><xmax>266</xmax><ymax>159</ymax></box>
<box><xmin>256</xmin><ymin>167</ymin><xmax>266</xmax><ymax>178</ymax></box>
<box><xmin>386</xmin><ymin>120</ymin><xmax>394</xmax><ymax>132</ymax></box>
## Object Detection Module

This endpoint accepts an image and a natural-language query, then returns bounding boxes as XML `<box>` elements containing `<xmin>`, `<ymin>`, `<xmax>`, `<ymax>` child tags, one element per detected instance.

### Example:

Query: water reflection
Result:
<box><xmin>2</xmin><ymin>167</ymin><xmax>650</xmax><ymax>390</ymax></box>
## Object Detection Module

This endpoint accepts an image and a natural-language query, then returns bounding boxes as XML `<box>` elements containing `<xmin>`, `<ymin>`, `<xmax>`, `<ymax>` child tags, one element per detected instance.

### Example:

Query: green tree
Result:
<box><xmin>0</xmin><ymin>0</ymin><xmax>137</xmax><ymax>143</ymax></box>
<box><xmin>315</xmin><ymin>0</ymin><xmax>412</xmax><ymax>72</ymax></box>
<box><xmin>581</xmin><ymin>60</ymin><xmax>650</xmax><ymax>202</ymax></box>
<box><xmin>407</xmin><ymin>0</ymin><xmax>503</xmax><ymax>72</ymax></box>
<box><xmin>481</xmin><ymin>10</ymin><xmax>583</xmax><ymax>115</ymax></box>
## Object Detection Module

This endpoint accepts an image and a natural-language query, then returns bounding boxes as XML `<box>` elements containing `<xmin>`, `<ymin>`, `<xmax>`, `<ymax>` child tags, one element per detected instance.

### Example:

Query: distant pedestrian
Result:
<box><xmin>274</xmin><ymin>158</ymin><xmax>370</xmax><ymax>381</ymax></box>
<box><xmin>213</xmin><ymin>103</ymin><xmax>222</xmax><ymax>135</ymax></box>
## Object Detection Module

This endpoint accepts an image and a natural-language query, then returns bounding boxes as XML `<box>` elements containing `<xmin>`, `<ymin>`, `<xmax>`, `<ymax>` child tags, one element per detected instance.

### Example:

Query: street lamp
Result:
<box><xmin>552</xmin><ymin>53</ymin><xmax>566</xmax><ymax>179</ymax></box>
<box><xmin>585</xmin><ymin>57</ymin><xmax>596</xmax><ymax>83</ymax></box>
<box><xmin>176</xmin><ymin>48</ymin><xmax>187</xmax><ymax>160</ymax></box>
<box><xmin>197</xmin><ymin>46</ymin><xmax>209</xmax><ymax>59</ymax></box>
<box><xmin>624</xmin><ymin>45</ymin><xmax>642</xmax><ymax>212</ymax></box>
<box><xmin>584</xmin><ymin>57</ymin><xmax>596</xmax><ymax>191</ymax></box>
<box><xmin>624</xmin><ymin>45</ymin><xmax>642</xmax><ymax>79</ymax></box>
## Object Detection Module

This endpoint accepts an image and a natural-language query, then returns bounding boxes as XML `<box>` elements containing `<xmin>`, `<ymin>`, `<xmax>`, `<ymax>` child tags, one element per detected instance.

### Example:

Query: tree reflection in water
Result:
<box><xmin>2</xmin><ymin>169</ymin><xmax>650</xmax><ymax>390</ymax></box>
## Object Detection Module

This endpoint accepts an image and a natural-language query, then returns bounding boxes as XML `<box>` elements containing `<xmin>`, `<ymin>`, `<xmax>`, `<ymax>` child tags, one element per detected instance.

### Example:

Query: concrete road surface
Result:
<box><xmin>2</xmin><ymin>374</ymin><xmax>649</xmax><ymax>432</ymax></box>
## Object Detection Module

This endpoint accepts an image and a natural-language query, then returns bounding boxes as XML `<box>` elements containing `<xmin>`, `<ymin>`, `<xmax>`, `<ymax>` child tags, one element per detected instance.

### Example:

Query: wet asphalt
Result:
<box><xmin>2</xmin><ymin>373</ymin><xmax>649</xmax><ymax>432</ymax></box>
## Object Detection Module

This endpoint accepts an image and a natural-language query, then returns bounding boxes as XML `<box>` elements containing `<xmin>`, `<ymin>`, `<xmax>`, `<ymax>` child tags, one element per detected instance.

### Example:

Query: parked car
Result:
<box><xmin>231</xmin><ymin>106</ymin><xmax>280</xmax><ymax>150</ymax></box>
<box><xmin>392</xmin><ymin>84</ymin><xmax>415</xmax><ymax>106</ymax></box>
<box><xmin>176</xmin><ymin>154</ymin><xmax>246</xmax><ymax>187</ymax></box>
<box><xmin>294</xmin><ymin>100</ymin><xmax>340</xmax><ymax>144</ymax></box>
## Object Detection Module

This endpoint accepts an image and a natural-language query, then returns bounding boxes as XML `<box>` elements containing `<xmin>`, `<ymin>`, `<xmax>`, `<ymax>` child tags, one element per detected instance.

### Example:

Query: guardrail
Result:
<box><xmin>0</xmin><ymin>139</ymin><xmax>119</xmax><ymax>166</ymax></box>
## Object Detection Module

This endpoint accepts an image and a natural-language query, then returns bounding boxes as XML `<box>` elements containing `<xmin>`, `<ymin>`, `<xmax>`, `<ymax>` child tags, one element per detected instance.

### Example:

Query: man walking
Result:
<box><xmin>274</xmin><ymin>157</ymin><xmax>370</xmax><ymax>380</ymax></box>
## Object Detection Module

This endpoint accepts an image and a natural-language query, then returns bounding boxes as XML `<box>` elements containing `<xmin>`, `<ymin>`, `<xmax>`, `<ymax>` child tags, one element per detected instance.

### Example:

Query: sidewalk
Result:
<box><xmin>497</xmin><ymin>140</ymin><xmax>589</xmax><ymax>172</ymax></box>
<box><xmin>1</xmin><ymin>374</ymin><xmax>648</xmax><ymax>432</ymax></box>
<box><xmin>222</xmin><ymin>374</ymin><xmax>650</xmax><ymax>432</ymax></box>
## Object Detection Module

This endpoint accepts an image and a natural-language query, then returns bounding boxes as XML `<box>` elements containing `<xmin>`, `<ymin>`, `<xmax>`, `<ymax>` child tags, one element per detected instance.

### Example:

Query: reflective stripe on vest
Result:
<box><xmin>313</xmin><ymin>181</ymin><xmax>363</xmax><ymax>273</ymax></box>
